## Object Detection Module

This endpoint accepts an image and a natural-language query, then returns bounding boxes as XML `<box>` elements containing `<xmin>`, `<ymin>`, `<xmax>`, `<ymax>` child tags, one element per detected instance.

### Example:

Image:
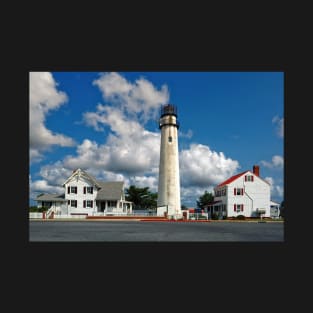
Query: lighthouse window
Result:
<box><xmin>168</xmin><ymin>136</ymin><xmax>173</xmax><ymax>142</ymax></box>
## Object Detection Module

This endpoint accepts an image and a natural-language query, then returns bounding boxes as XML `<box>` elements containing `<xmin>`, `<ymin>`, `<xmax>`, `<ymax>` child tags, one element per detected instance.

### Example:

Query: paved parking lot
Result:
<box><xmin>29</xmin><ymin>220</ymin><xmax>284</xmax><ymax>242</ymax></box>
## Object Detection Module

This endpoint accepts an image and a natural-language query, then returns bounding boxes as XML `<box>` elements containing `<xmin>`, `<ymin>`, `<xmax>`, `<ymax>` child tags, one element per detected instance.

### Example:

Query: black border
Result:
<box><xmin>9</xmin><ymin>37</ymin><xmax>300</xmax><ymax>306</ymax></box>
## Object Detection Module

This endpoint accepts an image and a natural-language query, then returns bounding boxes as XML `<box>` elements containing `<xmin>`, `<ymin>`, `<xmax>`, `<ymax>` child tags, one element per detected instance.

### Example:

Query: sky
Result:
<box><xmin>29</xmin><ymin>71</ymin><xmax>284</xmax><ymax>207</ymax></box>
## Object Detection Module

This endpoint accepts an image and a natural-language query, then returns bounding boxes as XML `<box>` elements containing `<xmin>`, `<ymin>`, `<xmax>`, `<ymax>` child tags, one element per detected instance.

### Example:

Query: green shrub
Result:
<box><xmin>29</xmin><ymin>206</ymin><xmax>49</xmax><ymax>212</ymax></box>
<box><xmin>212</xmin><ymin>213</ymin><xmax>219</xmax><ymax>220</ymax></box>
<box><xmin>236</xmin><ymin>215</ymin><xmax>246</xmax><ymax>220</ymax></box>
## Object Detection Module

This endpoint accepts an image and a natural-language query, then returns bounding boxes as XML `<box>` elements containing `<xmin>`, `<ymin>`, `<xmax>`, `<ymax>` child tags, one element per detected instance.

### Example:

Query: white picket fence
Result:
<box><xmin>29</xmin><ymin>212</ymin><xmax>87</xmax><ymax>219</ymax></box>
<box><xmin>29</xmin><ymin>212</ymin><xmax>44</xmax><ymax>219</ymax></box>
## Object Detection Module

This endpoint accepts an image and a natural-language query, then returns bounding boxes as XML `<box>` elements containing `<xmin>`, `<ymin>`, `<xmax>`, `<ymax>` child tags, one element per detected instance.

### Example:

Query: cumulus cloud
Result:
<box><xmin>272</xmin><ymin>116</ymin><xmax>284</xmax><ymax>138</ymax></box>
<box><xmin>30</xmin><ymin>72</ymin><xmax>241</xmax><ymax>207</ymax></box>
<box><xmin>180</xmin><ymin>144</ymin><xmax>240</xmax><ymax>188</ymax></box>
<box><xmin>92</xmin><ymin>72</ymin><xmax>169</xmax><ymax>122</ymax></box>
<box><xmin>179</xmin><ymin>129</ymin><xmax>193</xmax><ymax>139</ymax></box>
<box><xmin>180</xmin><ymin>186</ymin><xmax>214</xmax><ymax>207</ymax></box>
<box><xmin>29</xmin><ymin>72</ymin><xmax>76</xmax><ymax>162</ymax></box>
<box><xmin>261</xmin><ymin>155</ymin><xmax>284</xmax><ymax>169</ymax></box>
<box><xmin>29</xmin><ymin>173</ymin><xmax>64</xmax><ymax>201</ymax></box>
<box><xmin>264</xmin><ymin>176</ymin><xmax>284</xmax><ymax>199</ymax></box>
<box><xmin>81</xmin><ymin>74</ymin><xmax>166</xmax><ymax>176</ymax></box>
<box><xmin>129</xmin><ymin>175</ymin><xmax>158</xmax><ymax>192</ymax></box>
<box><xmin>63</xmin><ymin>130</ymin><xmax>160</xmax><ymax>176</ymax></box>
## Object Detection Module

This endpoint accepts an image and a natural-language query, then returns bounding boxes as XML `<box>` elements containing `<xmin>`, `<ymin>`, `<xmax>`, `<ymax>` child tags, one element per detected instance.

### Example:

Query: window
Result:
<box><xmin>168</xmin><ymin>136</ymin><xmax>173</xmax><ymax>143</ymax></box>
<box><xmin>87</xmin><ymin>186</ymin><xmax>93</xmax><ymax>194</ymax></box>
<box><xmin>234</xmin><ymin>188</ymin><xmax>244</xmax><ymax>195</ymax></box>
<box><xmin>245</xmin><ymin>175</ymin><xmax>254</xmax><ymax>182</ymax></box>
<box><xmin>83</xmin><ymin>200</ymin><xmax>93</xmax><ymax>208</ymax></box>
<box><xmin>234</xmin><ymin>204</ymin><xmax>244</xmax><ymax>212</ymax></box>
<box><xmin>71</xmin><ymin>200</ymin><xmax>77</xmax><ymax>208</ymax></box>
<box><xmin>108</xmin><ymin>201</ymin><xmax>117</xmax><ymax>208</ymax></box>
<box><xmin>70</xmin><ymin>186</ymin><xmax>77</xmax><ymax>194</ymax></box>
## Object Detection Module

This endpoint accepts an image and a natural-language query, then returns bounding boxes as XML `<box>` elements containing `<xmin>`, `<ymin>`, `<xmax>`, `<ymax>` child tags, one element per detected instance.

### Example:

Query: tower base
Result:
<box><xmin>157</xmin><ymin>206</ymin><xmax>167</xmax><ymax>217</ymax></box>
<box><xmin>167</xmin><ymin>213</ymin><xmax>183</xmax><ymax>220</ymax></box>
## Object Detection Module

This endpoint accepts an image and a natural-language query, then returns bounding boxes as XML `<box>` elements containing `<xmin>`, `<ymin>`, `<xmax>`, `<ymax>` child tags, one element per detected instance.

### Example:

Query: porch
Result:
<box><xmin>96</xmin><ymin>199</ymin><xmax>133</xmax><ymax>215</ymax></box>
<box><xmin>204</xmin><ymin>201</ymin><xmax>226</xmax><ymax>219</ymax></box>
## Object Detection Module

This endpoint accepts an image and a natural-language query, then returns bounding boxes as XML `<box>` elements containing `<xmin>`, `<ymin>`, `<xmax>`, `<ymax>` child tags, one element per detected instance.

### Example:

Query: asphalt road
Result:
<box><xmin>29</xmin><ymin>220</ymin><xmax>284</xmax><ymax>242</ymax></box>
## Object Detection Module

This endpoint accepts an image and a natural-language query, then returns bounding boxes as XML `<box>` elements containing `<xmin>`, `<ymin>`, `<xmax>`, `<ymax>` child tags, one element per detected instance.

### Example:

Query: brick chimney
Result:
<box><xmin>253</xmin><ymin>165</ymin><xmax>260</xmax><ymax>177</ymax></box>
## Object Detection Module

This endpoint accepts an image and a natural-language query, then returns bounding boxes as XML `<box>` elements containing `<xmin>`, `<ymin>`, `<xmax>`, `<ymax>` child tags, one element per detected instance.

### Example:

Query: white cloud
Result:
<box><xmin>180</xmin><ymin>186</ymin><xmax>214</xmax><ymax>207</ymax></box>
<box><xmin>29</xmin><ymin>72</ymin><xmax>76</xmax><ymax>162</ymax></box>
<box><xmin>39</xmin><ymin>161</ymin><xmax>73</xmax><ymax>186</ymax></box>
<box><xmin>180</xmin><ymin>144</ymin><xmax>240</xmax><ymax>188</ymax></box>
<box><xmin>179</xmin><ymin>129</ymin><xmax>193</xmax><ymax>139</ymax></box>
<box><xmin>264</xmin><ymin>176</ymin><xmax>284</xmax><ymax>199</ymax></box>
<box><xmin>30</xmin><ymin>72</ymin><xmax>241</xmax><ymax>207</ymax></box>
<box><xmin>30</xmin><ymin>180</ymin><xmax>64</xmax><ymax>194</ymax></box>
<box><xmin>92</xmin><ymin>72</ymin><xmax>169</xmax><ymax>122</ymax></box>
<box><xmin>129</xmin><ymin>176</ymin><xmax>158</xmax><ymax>192</ymax></box>
<box><xmin>29</xmin><ymin>172</ymin><xmax>64</xmax><ymax>201</ymax></box>
<box><xmin>63</xmin><ymin>128</ymin><xmax>160</xmax><ymax>176</ymax></box>
<box><xmin>272</xmin><ymin>116</ymin><xmax>284</xmax><ymax>138</ymax></box>
<box><xmin>261</xmin><ymin>155</ymin><xmax>284</xmax><ymax>169</ymax></box>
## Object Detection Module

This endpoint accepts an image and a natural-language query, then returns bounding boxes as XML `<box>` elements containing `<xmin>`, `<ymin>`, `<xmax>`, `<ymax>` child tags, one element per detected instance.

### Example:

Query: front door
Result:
<box><xmin>101</xmin><ymin>202</ymin><xmax>106</xmax><ymax>212</ymax></box>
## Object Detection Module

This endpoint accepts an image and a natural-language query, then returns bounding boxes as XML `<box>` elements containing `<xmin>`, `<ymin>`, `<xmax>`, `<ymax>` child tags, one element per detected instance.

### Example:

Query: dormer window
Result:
<box><xmin>245</xmin><ymin>175</ymin><xmax>254</xmax><ymax>182</ymax></box>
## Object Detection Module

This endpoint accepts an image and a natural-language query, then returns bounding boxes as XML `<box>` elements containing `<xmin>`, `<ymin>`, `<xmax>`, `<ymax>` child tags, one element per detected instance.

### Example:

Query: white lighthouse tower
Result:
<box><xmin>157</xmin><ymin>104</ymin><xmax>182</xmax><ymax>219</ymax></box>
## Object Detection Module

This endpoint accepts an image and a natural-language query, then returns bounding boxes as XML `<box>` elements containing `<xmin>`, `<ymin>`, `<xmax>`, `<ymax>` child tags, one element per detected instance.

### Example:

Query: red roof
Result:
<box><xmin>217</xmin><ymin>171</ymin><xmax>248</xmax><ymax>187</ymax></box>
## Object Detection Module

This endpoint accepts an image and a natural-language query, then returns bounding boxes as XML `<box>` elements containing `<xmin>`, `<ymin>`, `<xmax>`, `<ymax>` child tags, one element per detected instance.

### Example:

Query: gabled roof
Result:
<box><xmin>216</xmin><ymin>169</ymin><xmax>271</xmax><ymax>187</ymax></box>
<box><xmin>217</xmin><ymin>171</ymin><xmax>248</xmax><ymax>187</ymax></box>
<box><xmin>36</xmin><ymin>194</ymin><xmax>66</xmax><ymax>201</ymax></box>
<box><xmin>62</xmin><ymin>168</ymin><xmax>101</xmax><ymax>188</ymax></box>
<box><xmin>96</xmin><ymin>181</ymin><xmax>124</xmax><ymax>200</ymax></box>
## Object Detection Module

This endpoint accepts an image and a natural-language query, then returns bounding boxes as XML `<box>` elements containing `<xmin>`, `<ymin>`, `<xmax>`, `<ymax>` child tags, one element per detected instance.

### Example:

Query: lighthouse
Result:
<box><xmin>157</xmin><ymin>104</ymin><xmax>182</xmax><ymax>219</ymax></box>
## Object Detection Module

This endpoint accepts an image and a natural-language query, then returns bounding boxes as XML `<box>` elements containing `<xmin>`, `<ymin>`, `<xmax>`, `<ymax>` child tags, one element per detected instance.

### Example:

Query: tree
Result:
<box><xmin>181</xmin><ymin>204</ymin><xmax>188</xmax><ymax>210</ymax></box>
<box><xmin>196</xmin><ymin>190</ymin><xmax>214</xmax><ymax>209</ymax></box>
<box><xmin>125</xmin><ymin>185</ymin><xmax>157</xmax><ymax>210</ymax></box>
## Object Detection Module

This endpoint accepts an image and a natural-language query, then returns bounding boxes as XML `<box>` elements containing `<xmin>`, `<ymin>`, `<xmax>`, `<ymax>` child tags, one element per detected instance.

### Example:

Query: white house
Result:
<box><xmin>205</xmin><ymin>165</ymin><xmax>271</xmax><ymax>218</ymax></box>
<box><xmin>36</xmin><ymin>168</ymin><xmax>133</xmax><ymax>216</ymax></box>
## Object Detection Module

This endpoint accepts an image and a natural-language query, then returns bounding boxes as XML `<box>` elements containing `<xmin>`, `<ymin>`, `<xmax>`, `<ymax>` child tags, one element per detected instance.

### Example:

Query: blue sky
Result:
<box><xmin>29</xmin><ymin>71</ymin><xmax>284</xmax><ymax>206</ymax></box>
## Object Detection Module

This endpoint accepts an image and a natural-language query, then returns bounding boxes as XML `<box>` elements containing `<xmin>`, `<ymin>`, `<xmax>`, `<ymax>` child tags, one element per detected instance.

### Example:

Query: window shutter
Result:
<box><xmin>241</xmin><ymin>204</ymin><xmax>244</xmax><ymax>211</ymax></box>
<box><xmin>234</xmin><ymin>188</ymin><xmax>236</xmax><ymax>195</ymax></box>
<box><xmin>83</xmin><ymin>200</ymin><xmax>86</xmax><ymax>208</ymax></box>
<box><xmin>84</xmin><ymin>187</ymin><xmax>86</xmax><ymax>194</ymax></box>
<box><xmin>234</xmin><ymin>204</ymin><xmax>236</xmax><ymax>211</ymax></box>
<box><xmin>252</xmin><ymin>176</ymin><xmax>254</xmax><ymax>182</ymax></box>
<box><xmin>68</xmin><ymin>186</ymin><xmax>70</xmax><ymax>194</ymax></box>
<box><xmin>241</xmin><ymin>188</ymin><xmax>243</xmax><ymax>195</ymax></box>
<box><xmin>68</xmin><ymin>200</ymin><xmax>70</xmax><ymax>205</ymax></box>
<box><xmin>245</xmin><ymin>175</ymin><xmax>247</xmax><ymax>181</ymax></box>
<box><xmin>91</xmin><ymin>187</ymin><xmax>93</xmax><ymax>194</ymax></box>
<box><xmin>75</xmin><ymin>187</ymin><xmax>77</xmax><ymax>194</ymax></box>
